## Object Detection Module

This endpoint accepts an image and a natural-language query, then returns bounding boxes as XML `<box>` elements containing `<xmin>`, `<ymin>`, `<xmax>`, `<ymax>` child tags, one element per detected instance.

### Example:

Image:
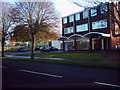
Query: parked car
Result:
<box><xmin>40</xmin><ymin>46</ymin><xmax>49</xmax><ymax>52</ymax></box>
<box><xmin>48</xmin><ymin>46</ymin><xmax>58</xmax><ymax>51</ymax></box>
<box><xmin>35</xmin><ymin>47</ymin><xmax>40</xmax><ymax>51</ymax></box>
<box><xmin>17</xmin><ymin>48</ymin><xmax>27</xmax><ymax>52</ymax></box>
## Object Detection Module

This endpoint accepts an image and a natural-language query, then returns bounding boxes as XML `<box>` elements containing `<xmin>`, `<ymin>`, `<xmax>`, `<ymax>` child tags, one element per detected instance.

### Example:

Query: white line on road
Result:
<box><xmin>19</xmin><ymin>69</ymin><xmax>63</xmax><ymax>78</ymax></box>
<box><xmin>94</xmin><ymin>82</ymin><xmax>120</xmax><ymax>88</ymax></box>
<box><xmin>0</xmin><ymin>66</ymin><xmax>8</xmax><ymax>69</ymax></box>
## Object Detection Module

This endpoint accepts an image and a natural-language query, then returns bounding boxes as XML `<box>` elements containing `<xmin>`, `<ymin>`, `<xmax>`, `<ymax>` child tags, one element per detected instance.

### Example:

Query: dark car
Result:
<box><xmin>40</xmin><ymin>47</ymin><xmax>49</xmax><ymax>52</ymax></box>
<box><xmin>17</xmin><ymin>48</ymin><xmax>27</xmax><ymax>52</ymax></box>
<box><xmin>48</xmin><ymin>46</ymin><xmax>58</xmax><ymax>51</ymax></box>
<box><xmin>35</xmin><ymin>47</ymin><xmax>40</xmax><ymax>51</ymax></box>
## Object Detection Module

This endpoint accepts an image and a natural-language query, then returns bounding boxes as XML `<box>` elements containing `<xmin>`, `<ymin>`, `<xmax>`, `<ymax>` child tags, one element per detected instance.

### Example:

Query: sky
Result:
<box><xmin>53</xmin><ymin>0</ymin><xmax>84</xmax><ymax>17</ymax></box>
<box><xmin>2</xmin><ymin>0</ymin><xmax>84</xmax><ymax>17</ymax></box>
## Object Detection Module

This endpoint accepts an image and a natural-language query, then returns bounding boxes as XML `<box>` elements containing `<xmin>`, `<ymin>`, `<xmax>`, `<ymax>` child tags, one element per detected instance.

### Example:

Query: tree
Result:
<box><xmin>11</xmin><ymin>25</ymin><xmax>30</xmax><ymax>42</ymax></box>
<box><xmin>70</xmin><ymin>0</ymin><xmax>120</xmax><ymax>36</ymax></box>
<box><xmin>0</xmin><ymin>2</ymin><xmax>19</xmax><ymax>57</ymax></box>
<box><xmin>15</xmin><ymin>1</ymin><xmax>60</xmax><ymax>59</ymax></box>
<box><xmin>12</xmin><ymin>23</ymin><xmax>59</xmax><ymax>44</ymax></box>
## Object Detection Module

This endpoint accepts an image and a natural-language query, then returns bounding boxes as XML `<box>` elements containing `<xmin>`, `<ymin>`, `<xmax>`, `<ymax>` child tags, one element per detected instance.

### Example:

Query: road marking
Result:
<box><xmin>0</xmin><ymin>66</ymin><xmax>8</xmax><ymax>69</ymax></box>
<box><xmin>94</xmin><ymin>82</ymin><xmax>120</xmax><ymax>88</ymax></box>
<box><xmin>19</xmin><ymin>69</ymin><xmax>63</xmax><ymax>78</ymax></box>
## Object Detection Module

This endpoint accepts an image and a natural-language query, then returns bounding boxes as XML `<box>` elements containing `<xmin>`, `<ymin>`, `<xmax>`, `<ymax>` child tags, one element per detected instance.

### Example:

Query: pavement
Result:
<box><xmin>2</xmin><ymin>58</ymin><xmax>120</xmax><ymax>89</ymax></box>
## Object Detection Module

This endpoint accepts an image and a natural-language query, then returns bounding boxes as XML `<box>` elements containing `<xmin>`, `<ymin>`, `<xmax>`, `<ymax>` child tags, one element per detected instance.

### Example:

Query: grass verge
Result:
<box><xmin>2</xmin><ymin>57</ymin><xmax>120</xmax><ymax>70</ymax></box>
<box><xmin>16</xmin><ymin>52</ymin><xmax>106</xmax><ymax>60</ymax></box>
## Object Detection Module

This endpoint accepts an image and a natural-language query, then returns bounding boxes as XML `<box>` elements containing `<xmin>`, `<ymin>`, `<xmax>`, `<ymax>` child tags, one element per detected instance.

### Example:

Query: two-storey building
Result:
<box><xmin>59</xmin><ymin>1</ymin><xmax>120</xmax><ymax>51</ymax></box>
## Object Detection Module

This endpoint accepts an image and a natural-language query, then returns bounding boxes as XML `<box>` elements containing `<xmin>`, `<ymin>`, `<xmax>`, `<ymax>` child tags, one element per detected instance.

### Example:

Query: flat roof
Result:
<box><xmin>62</xmin><ymin>2</ymin><xmax>111</xmax><ymax>18</ymax></box>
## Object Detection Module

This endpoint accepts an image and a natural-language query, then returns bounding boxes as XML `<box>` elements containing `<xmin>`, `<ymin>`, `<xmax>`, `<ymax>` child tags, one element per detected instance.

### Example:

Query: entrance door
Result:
<box><xmin>92</xmin><ymin>38</ymin><xmax>102</xmax><ymax>50</ymax></box>
<box><xmin>65</xmin><ymin>43</ymin><xmax>68</xmax><ymax>51</ymax></box>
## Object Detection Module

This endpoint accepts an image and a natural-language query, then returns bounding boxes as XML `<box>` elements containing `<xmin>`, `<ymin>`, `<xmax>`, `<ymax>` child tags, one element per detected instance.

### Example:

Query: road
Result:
<box><xmin>2</xmin><ymin>58</ymin><xmax>120</xmax><ymax>89</ymax></box>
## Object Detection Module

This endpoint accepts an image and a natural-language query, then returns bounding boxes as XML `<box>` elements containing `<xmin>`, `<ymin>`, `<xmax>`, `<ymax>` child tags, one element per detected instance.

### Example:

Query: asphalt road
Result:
<box><xmin>2</xmin><ymin>58</ymin><xmax>120</xmax><ymax>89</ymax></box>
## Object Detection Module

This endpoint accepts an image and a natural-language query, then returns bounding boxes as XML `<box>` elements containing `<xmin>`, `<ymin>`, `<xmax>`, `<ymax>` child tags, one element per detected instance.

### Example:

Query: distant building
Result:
<box><xmin>50</xmin><ymin>40</ymin><xmax>62</xmax><ymax>50</ymax></box>
<box><xmin>59</xmin><ymin>1</ymin><xmax>120</xmax><ymax>51</ymax></box>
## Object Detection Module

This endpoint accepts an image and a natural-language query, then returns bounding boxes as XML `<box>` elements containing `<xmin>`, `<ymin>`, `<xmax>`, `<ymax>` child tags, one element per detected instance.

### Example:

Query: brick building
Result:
<box><xmin>59</xmin><ymin>1</ymin><xmax>120</xmax><ymax>51</ymax></box>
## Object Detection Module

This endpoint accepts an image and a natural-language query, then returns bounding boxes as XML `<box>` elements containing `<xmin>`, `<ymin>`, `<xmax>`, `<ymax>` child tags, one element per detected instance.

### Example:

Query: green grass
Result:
<box><xmin>17</xmin><ymin>52</ymin><xmax>106</xmax><ymax>60</ymax></box>
<box><xmin>2</xmin><ymin>57</ymin><xmax>120</xmax><ymax>69</ymax></box>
<box><xmin>4</xmin><ymin>46</ymin><xmax>31</xmax><ymax>53</ymax></box>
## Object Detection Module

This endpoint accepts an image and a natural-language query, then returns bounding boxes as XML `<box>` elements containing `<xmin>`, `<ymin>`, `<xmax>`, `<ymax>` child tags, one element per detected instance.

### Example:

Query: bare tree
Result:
<box><xmin>70</xmin><ymin>0</ymin><xmax>120</xmax><ymax>36</ymax></box>
<box><xmin>15</xmin><ymin>1</ymin><xmax>60</xmax><ymax>59</ymax></box>
<box><xmin>0</xmin><ymin>2</ymin><xmax>18</xmax><ymax>57</ymax></box>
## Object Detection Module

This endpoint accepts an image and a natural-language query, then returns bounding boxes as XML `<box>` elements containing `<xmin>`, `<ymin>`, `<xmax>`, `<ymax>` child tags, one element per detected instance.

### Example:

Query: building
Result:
<box><xmin>59</xmin><ymin>1</ymin><xmax>120</xmax><ymax>51</ymax></box>
<box><xmin>50</xmin><ymin>40</ymin><xmax>62</xmax><ymax>50</ymax></box>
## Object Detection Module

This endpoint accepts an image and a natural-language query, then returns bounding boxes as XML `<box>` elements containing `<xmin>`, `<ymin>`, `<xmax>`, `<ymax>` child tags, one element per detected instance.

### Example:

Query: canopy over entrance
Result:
<box><xmin>58</xmin><ymin>36</ymin><xmax>68</xmax><ymax>41</ymax></box>
<box><xmin>68</xmin><ymin>34</ymin><xmax>83</xmax><ymax>40</ymax></box>
<box><xmin>83</xmin><ymin>32</ymin><xmax>110</xmax><ymax>37</ymax></box>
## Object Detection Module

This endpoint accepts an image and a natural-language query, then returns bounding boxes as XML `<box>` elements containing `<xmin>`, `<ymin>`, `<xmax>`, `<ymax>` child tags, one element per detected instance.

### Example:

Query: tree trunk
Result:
<box><xmin>2</xmin><ymin>36</ymin><xmax>5</xmax><ymax>57</ymax></box>
<box><xmin>31</xmin><ymin>34</ymin><xmax>35</xmax><ymax>59</ymax></box>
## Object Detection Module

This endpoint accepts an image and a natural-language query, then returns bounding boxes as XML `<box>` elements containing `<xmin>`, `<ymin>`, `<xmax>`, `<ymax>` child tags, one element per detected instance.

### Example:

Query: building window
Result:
<box><xmin>91</xmin><ymin>8</ymin><xmax>97</xmax><ymax>16</ymax></box>
<box><xmin>100</xmin><ymin>4</ymin><xmax>108</xmax><ymax>14</ymax></box>
<box><xmin>92</xmin><ymin>19</ymin><xmax>107</xmax><ymax>30</ymax></box>
<box><xmin>69</xmin><ymin>15</ymin><xmax>74</xmax><ymax>22</ymax></box>
<box><xmin>83</xmin><ymin>10</ymin><xmax>88</xmax><ymax>19</ymax></box>
<box><xmin>64</xmin><ymin>26</ymin><xmax>74</xmax><ymax>34</ymax></box>
<box><xmin>75</xmin><ymin>13</ymin><xmax>80</xmax><ymax>21</ymax></box>
<box><xmin>76</xmin><ymin>23</ymin><xmax>88</xmax><ymax>32</ymax></box>
<box><xmin>63</xmin><ymin>17</ymin><xmax>67</xmax><ymax>24</ymax></box>
<box><xmin>64</xmin><ymin>28</ymin><xmax>67</xmax><ymax>34</ymax></box>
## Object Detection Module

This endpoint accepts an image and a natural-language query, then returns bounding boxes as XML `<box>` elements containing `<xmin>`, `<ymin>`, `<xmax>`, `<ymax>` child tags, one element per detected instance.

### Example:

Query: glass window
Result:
<box><xmin>64</xmin><ymin>26</ymin><xmax>73</xmax><ymax>34</ymax></box>
<box><xmin>64</xmin><ymin>28</ymin><xmax>67</xmax><ymax>34</ymax></box>
<box><xmin>99</xmin><ymin>19</ymin><xmax>107</xmax><ymax>28</ymax></box>
<box><xmin>69</xmin><ymin>27</ymin><xmax>73</xmax><ymax>33</ymax></box>
<box><xmin>91</xmin><ymin>8</ymin><xmax>97</xmax><ymax>16</ymax></box>
<box><xmin>76</xmin><ymin>23</ymin><xmax>88</xmax><ymax>32</ymax></box>
<box><xmin>69</xmin><ymin>15</ymin><xmax>74</xmax><ymax>22</ymax></box>
<box><xmin>92</xmin><ymin>19</ymin><xmax>107</xmax><ymax>30</ymax></box>
<box><xmin>63</xmin><ymin>17</ymin><xmax>67</xmax><ymax>24</ymax></box>
<box><xmin>75</xmin><ymin>13</ymin><xmax>80</xmax><ymax>21</ymax></box>
<box><xmin>76</xmin><ymin>25</ymin><xmax>81</xmax><ymax>32</ymax></box>
<box><xmin>100</xmin><ymin>4</ymin><xmax>108</xmax><ymax>14</ymax></box>
<box><xmin>83</xmin><ymin>10</ymin><xmax>88</xmax><ymax>19</ymax></box>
